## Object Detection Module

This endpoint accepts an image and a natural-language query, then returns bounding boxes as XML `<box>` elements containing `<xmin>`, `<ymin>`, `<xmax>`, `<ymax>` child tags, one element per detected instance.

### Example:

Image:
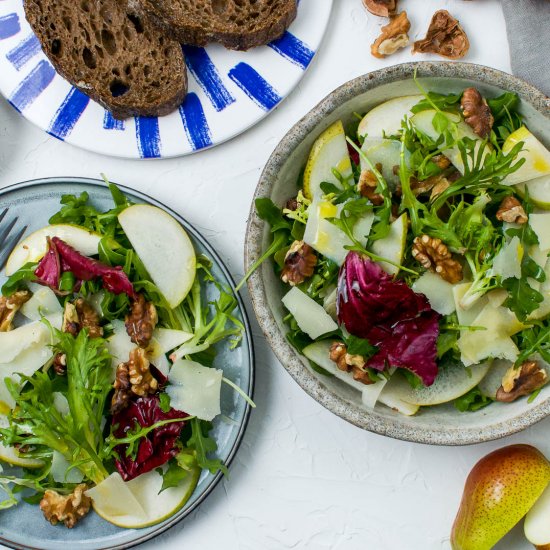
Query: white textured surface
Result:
<box><xmin>0</xmin><ymin>1</ymin><xmax>544</xmax><ymax>549</ymax></box>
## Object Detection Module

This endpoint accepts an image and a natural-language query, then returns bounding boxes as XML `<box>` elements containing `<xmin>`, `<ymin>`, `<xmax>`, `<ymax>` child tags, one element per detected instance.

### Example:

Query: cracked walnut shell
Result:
<box><xmin>496</xmin><ymin>196</ymin><xmax>528</xmax><ymax>224</ymax></box>
<box><xmin>496</xmin><ymin>361</ymin><xmax>548</xmax><ymax>403</ymax></box>
<box><xmin>329</xmin><ymin>342</ymin><xmax>373</xmax><ymax>385</ymax></box>
<box><xmin>111</xmin><ymin>348</ymin><xmax>158</xmax><ymax>414</ymax></box>
<box><xmin>281</xmin><ymin>241</ymin><xmax>317</xmax><ymax>286</ymax></box>
<box><xmin>371</xmin><ymin>12</ymin><xmax>410</xmax><ymax>59</ymax></box>
<box><xmin>125</xmin><ymin>294</ymin><xmax>158</xmax><ymax>348</ymax></box>
<box><xmin>412</xmin><ymin>235</ymin><xmax>463</xmax><ymax>284</ymax></box>
<box><xmin>413</xmin><ymin>10</ymin><xmax>469</xmax><ymax>60</ymax></box>
<box><xmin>461</xmin><ymin>87</ymin><xmax>494</xmax><ymax>138</ymax></box>
<box><xmin>40</xmin><ymin>484</ymin><xmax>91</xmax><ymax>528</ymax></box>
<box><xmin>0</xmin><ymin>290</ymin><xmax>30</xmax><ymax>332</ymax></box>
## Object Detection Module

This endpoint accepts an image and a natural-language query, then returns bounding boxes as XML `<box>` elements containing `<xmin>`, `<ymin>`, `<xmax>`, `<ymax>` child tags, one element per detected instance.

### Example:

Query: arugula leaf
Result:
<box><xmin>344</xmin><ymin>334</ymin><xmax>378</xmax><ymax>358</ymax></box>
<box><xmin>1</xmin><ymin>262</ymin><xmax>37</xmax><ymax>296</ymax></box>
<box><xmin>454</xmin><ymin>386</ymin><xmax>493</xmax><ymax>412</ymax></box>
<box><xmin>255</xmin><ymin>198</ymin><xmax>292</xmax><ymax>233</ymax></box>
<box><xmin>401</xmin><ymin>369</ymin><xmax>423</xmax><ymax>389</ymax></box>
<box><xmin>513</xmin><ymin>323</ymin><xmax>550</xmax><ymax>366</ymax></box>
<box><xmin>410</xmin><ymin>91</ymin><xmax>461</xmax><ymax>114</ymax></box>
<box><xmin>156</xmin><ymin>459</ymin><xmax>191</xmax><ymax>494</ymax></box>
<box><xmin>186</xmin><ymin>418</ymin><xmax>227</xmax><ymax>475</ymax></box>
<box><xmin>503</xmin><ymin>273</ymin><xmax>544</xmax><ymax>321</ymax></box>
<box><xmin>159</xmin><ymin>392</ymin><xmax>171</xmax><ymax>413</ymax></box>
<box><xmin>487</xmin><ymin>92</ymin><xmax>520</xmax><ymax>122</ymax></box>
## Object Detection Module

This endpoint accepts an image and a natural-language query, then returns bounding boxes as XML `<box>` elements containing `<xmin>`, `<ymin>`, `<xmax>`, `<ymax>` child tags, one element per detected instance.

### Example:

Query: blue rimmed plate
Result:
<box><xmin>0</xmin><ymin>0</ymin><xmax>333</xmax><ymax>158</ymax></box>
<box><xmin>0</xmin><ymin>177</ymin><xmax>254</xmax><ymax>549</ymax></box>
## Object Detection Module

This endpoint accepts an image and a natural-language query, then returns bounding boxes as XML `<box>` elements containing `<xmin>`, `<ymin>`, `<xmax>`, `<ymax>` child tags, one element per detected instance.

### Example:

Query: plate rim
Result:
<box><xmin>244</xmin><ymin>60</ymin><xmax>550</xmax><ymax>447</ymax></box>
<box><xmin>0</xmin><ymin>176</ymin><xmax>255</xmax><ymax>549</ymax></box>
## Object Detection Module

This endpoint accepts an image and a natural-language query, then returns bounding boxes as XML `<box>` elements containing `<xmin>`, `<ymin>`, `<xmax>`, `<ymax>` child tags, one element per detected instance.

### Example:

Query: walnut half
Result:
<box><xmin>461</xmin><ymin>87</ymin><xmax>494</xmax><ymax>138</ymax></box>
<box><xmin>362</xmin><ymin>0</ymin><xmax>397</xmax><ymax>17</ymax></box>
<box><xmin>0</xmin><ymin>291</ymin><xmax>31</xmax><ymax>332</ymax></box>
<box><xmin>371</xmin><ymin>12</ymin><xmax>410</xmax><ymax>59</ymax></box>
<box><xmin>125</xmin><ymin>294</ymin><xmax>158</xmax><ymax>348</ymax></box>
<box><xmin>281</xmin><ymin>241</ymin><xmax>317</xmax><ymax>286</ymax></box>
<box><xmin>496</xmin><ymin>361</ymin><xmax>548</xmax><ymax>403</ymax></box>
<box><xmin>413</xmin><ymin>10</ymin><xmax>470</xmax><ymax>60</ymax></box>
<box><xmin>111</xmin><ymin>348</ymin><xmax>158</xmax><ymax>414</ymax></box>
<box><xmin>40</xmin><ymin>484</ymin><xmax>91</xmax><ymax>528</ymax></box>
<box><xmin>412</xmin><ymin>235</ymin><xmax>463</xmax><ymax>284</ymax></box>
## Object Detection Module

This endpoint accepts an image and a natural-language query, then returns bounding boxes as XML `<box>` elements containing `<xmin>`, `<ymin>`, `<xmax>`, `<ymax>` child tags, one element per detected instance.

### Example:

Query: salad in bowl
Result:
<box><xmin>0</xmin><ymin>182</ymin><xmax>252</xmax><ymax>531</ymax></box>
<box><xmin>245</xmin><ymin>75</ymin><xmax>550</xmax><ymax>420</ymax></box>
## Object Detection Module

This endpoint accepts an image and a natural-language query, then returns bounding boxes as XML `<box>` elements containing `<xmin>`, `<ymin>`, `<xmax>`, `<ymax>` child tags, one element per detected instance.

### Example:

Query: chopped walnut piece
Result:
<box><xmin>432</xmin><ymin>154</ymin><xmax>451</xmax><ymax>170</ymax></box>
<box><xmin>496</xmin><ymin>196</ymin><xmax>528</xmax><ymax>224</ymax></box>
<box><xmin>412</xmin><ymin>235</ymin><xmax>463</xmax><ymax>283</ymax></box>
<box><xmin>74</xmin><ymin>298</ymin><xmax>103</xmax><ymax>338</ymax></box>
<box><xmin>285</xmin><ymin>197</ymin><xmax>299</xmax><ymax>211</ymax></box>
<box><xmin>53</xmin><ymin>353</ymin><xmax>67</xmax><ymax>376</ymax></box>
<box><xmin>329</xmin><ymin>342</ymin><xmax>374</xmax><ymax>385</ymax></box>
<box><xmin>410</xmin><ymin>174</ymin><xmax>451</xmax><ymax>198</ymax></box>
<box><xmin>371</xmin><ymin>12</ymin><xmax>410</xmax><ymax>59</ymax></box>
<box><xmin>496</xmin><ymin>361</ymin><xmax>548</xmax><ymax>403</ymax></box>
<box><xmin>281</xmin><ymin>241</ymin><xmax>317</xmax><ymax>286</ymax></box>
<box><xmin>125</xmin><ymin>294</ymin><xmax>158</xmax><ymax>348</ymax></box>
<box><xmin>413</xmin><ymin>10</ymin><xmax>470</xmax><ymax>59</ymax></box>
<box><xmin>460</xmin><ymin>87</ymin><xmax>494</xmax><ymax>138</ymax></box>
<box><xmin>430</xmin><ymin>176</ymin><xmax>451</xmax><ymax>199</ymax></box>
<box><xmin>111</xmin><ymin>348</ymin><xmax>158</xmax><ymax>414</ymax></box>
<box><xmin>358</xmin><ymin>165</ymin><xmax>384</xmax><ymax>205</ymax></box>
<box><xmin>40</xmin><ymin>484</ymin><xmax>91</xmax><ymax>528</ymax></box>
<box><xmin>0</xmin><ymin>290</ymin><xmax>30</xmax><ymax>332</ymax></box>
<box><xmin>62</xmin><ymin>299</ymin><xmax>103</xmax><ymax>338</ymax></box>
<box><xmin>362</xmin><ymin>0</ymin><xmax>396</xmax><ymax>17</ymax></box>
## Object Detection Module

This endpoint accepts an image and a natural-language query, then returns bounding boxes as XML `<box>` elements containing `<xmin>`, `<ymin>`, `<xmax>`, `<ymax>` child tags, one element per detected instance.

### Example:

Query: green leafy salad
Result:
<box><xmin>0</xmin><ymin>183</ymin><xmax>252</xmax><ymax>529</ymax></box>
<box><xmin>244</xmin><ymin>80</ymin><xmax>550</xmax><ymax>416</ymax></box>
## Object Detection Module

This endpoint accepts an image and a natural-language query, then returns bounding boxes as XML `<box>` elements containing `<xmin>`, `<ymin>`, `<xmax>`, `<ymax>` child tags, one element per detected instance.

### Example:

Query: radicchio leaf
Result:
<box><xmin>112</xmin><ymin>395</ymin><xmax>187</xmax><ymax>481</ymax></box>
<box><xmin>337</xmin><ymin>252</ymin><xmax>440</xmax><ymax>386</ymax></box>
<box><xmin>34</xmin><ymin>237</ymin><xmax>61</xmax><ymax>288</ymax></box>
<box><xmin>34</xmin><ymin>237</ymin><xmax>136</xmax><ymax>298</ymax></box>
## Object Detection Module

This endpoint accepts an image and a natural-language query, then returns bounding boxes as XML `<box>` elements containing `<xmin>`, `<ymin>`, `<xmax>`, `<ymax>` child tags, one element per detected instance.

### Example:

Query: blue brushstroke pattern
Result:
<box><xmin>183</xmin><ymin>45</ymin><xmax>235</xmax><ymax>112</ymax></box>
<box><xmin>48</xmin><ymin>87</ymin><xmax>90</xmax><ymax>140</ymax></box>
<box><xmin>103</xmin><ymin>110</ymin><xmax>125</xmax><ymax>130</ymax></box>
<box><xmin>135</xmin><ymin>116</ymin><xmax>161</xmax><ymax>158</ymax></box>
<box><xmin>179</xmin><ymin>92</ymin><xmax>212</xmax><ymax>151</ymax></box>
<box><xmin>268</xmin><ymin>32</ymin><xmax>314</xmax><ymax>70</ymax></box>
<box><xmin>6</xmin><ymin>34</ymin><xmax>41</xmax><ymax>70</ymax></box>
<box><xmin>0</xmin><ymin>13</ymin><xmax>20</xmax><ymax>40</ymax></box>
<box><xmin>9</xmin><ymin>60</ymin><xmax>56</xmax><ymax>112</ymax></box>
<box><xmin>228</xmin><ymin>62</ymin><xmax>281</xmax><ymax>111</ymax></box>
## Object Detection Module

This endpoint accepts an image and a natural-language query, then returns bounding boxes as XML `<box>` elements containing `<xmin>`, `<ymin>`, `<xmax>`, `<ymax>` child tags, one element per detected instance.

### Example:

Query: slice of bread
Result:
<box><xmin>135</xmin><ymin>0</ymin><xmax>298</xmax><ymax>51</ymax></box>
<box><xmin>24</xmin><ymin>0</ymin><xmax>187</xmax><ymax>119</ymax></box>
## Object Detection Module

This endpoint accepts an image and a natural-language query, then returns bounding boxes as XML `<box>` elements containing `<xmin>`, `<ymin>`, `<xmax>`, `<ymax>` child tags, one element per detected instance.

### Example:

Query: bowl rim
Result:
<box><xmin>244</xmin><ymin>61</ymin><xmax>550</xmax><ymax>446</ymax></box>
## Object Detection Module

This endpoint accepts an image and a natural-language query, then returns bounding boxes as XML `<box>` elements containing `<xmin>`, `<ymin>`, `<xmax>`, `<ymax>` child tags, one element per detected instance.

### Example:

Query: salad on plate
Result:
<box><xmin>0</xmin><ymin>183</ymin><xmax>251</xmax><ymax>529</ymax></box>
<box><xmin>246</xmin><ymin>80</ymin><xmax>550</xmax><ymax>416</ymax></box>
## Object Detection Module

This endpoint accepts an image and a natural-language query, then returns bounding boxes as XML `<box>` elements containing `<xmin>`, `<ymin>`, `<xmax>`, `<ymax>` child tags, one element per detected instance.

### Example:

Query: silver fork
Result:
<box><xmin>0</xmin><ymin>208</ymin><xmax>28</xmax><ymax>271</ymax></box>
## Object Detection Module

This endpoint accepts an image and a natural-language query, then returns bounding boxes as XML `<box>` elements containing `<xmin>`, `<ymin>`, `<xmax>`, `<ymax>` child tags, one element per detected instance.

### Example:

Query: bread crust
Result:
<box><xmin>24</xmin><ymin>0</ymin><xmax>187</xmax><ymax>119</ymax></box>
<box><xmin>137</xmin><ymin>0</ymin><xmax>298</xmax><ymax>50</ymax></box>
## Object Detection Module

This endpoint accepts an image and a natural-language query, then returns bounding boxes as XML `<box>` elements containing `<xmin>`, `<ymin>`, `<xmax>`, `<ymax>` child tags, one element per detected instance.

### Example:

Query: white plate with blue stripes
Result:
<box><xmin>0</xmin><ymin>0</ymin><xmax>333</xmax><ymax>159</ymax></box>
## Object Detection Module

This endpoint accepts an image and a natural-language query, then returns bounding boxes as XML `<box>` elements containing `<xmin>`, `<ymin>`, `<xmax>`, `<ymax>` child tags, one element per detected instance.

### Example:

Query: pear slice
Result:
<box><xmin>451</xmin><ymin>445</ymin><xmax>550</xmax><ymax>550</ymax></box>
<box><xmin>410</xmin><ymin>109</ymin><xmax>488</xmax><ymax>174</ymax></box>
<box><xmin>86</xmin><ymin>466</ymin><xmax>200</xmax><ymax>529</ymax></box>
<box><xmin>20</xmin><ymin>284</ymin><xmax>62</xmax><ymax>321</ymax></box>
<box><xmin>525</xmin><ymin>482</ymin><xmax>550</xmax><ymax>548</ymax></box>
<box><xmin>529</xmin><ymin>212</ymin><xmax>550</xmax><ymax>252</ymax></box>
<box><xmin>370</xmin><ymin>213</ymin><xmax>408</xmax><ymax>275</ymax></box>
<box><xmin>357</xmin><ymin>95</ymin><xmax>423</xmax><ymax>139</ymax></box>
<box><xmin>381</xmin><ymin>361</ymin><xmax>491</xmax><ymax>407</ymax></box>
<box><xmin>302</xmin><ymin>341</ymin><xmax>388</xmax><ymax>409</ymax></box>
<box><xmin>118</xmin><ymin>204</ymin><xmax>196</xmax><ymax>308</ymax></box>
<box><xmin>360</xmin><ymin>139</ymin><xmax>409</xmax><ymax>188</ymax></box>
<box><xmin>477</xmin><ymin>359</ymin><xmax>512</xmax><ymax>399</ymax></box>
<box><xmin>303</xmin><ymin>120</ymin><xmax>352</xmax><ymax>200</ymax></box>
<box><xmin>5</xmin><ymin>224</ymin><xmax>101</xmax><ymax>276</ymax></box>
<box><xmin>516</xmin><ymin>175</ymin><xmax>550</xmax><ymax>210</ymax></box>
<box><xmin>502</xmin><ymin>126</ymin><xmax>550</xmax><ymax>186</ymax></box>
<box><xmin>282</xmin><ymin>287</ymin><xmax>338</xmax><ymax>340</ymax></box>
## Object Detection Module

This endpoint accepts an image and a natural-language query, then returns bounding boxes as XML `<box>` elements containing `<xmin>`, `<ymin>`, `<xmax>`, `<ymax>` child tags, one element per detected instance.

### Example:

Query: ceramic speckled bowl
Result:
<box><xmin>245</xmin><ymin>62</ymin><xmax>550</xmax><ymax>446</ymax></box>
